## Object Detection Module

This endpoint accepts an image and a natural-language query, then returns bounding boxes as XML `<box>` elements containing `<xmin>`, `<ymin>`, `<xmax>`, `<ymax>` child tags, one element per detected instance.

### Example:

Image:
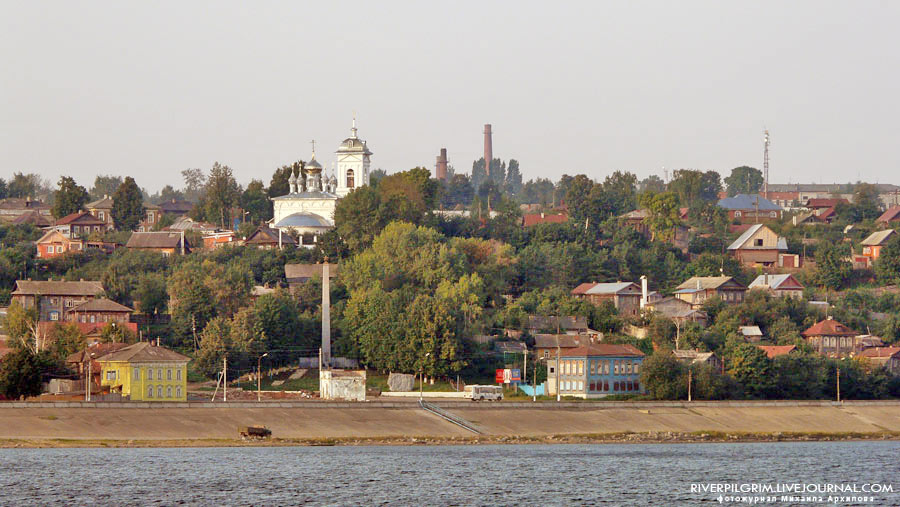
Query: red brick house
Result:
<box><xmin>54</xmin><ymin>212</ymin><xmax>107</xmax><ymax>238</ymax></box>
<box><xmin>858</xmin><ymin>347</ymin><xmax>900</xmax><ymax>375</ymax></box>
<box><xmin>66</xmin><ymin>298</ymin><xmax>134</xmax><ymax>325</ymax></box>
<box><xmin>35</xmin><ymin>230</ymin><xmax>83</xmax><ymax>259</ymax></box>
<box><xmin>523</xmin><ymin>212</ymin><xmax>568</xmax><ymax>227</ymax></box>
<box><xmin>876</xmin><ymin>206</ymin><xmax>900</xmax><ymax>225</ymax></box>
<box><xmin>572</xmin><ymin>282</ymin><xmax>642</xmax><ymax>317</ymax></box>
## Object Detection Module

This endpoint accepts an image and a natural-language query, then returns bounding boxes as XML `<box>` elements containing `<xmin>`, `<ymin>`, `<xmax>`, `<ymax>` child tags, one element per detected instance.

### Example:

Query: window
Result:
<box><xmin>166</xmin><ymin>386</ymin><xmax>173</xmax><ymax>398</ymax></box>
<box><xmin>176</xmin><ymin>386</ymin><xmax>182</xmax><ymax>398</ymax></box>
<box><xmin>577</xmin><ymin>361</ymin><xmax>583</xmax><ymax>375</ymax></box>
<box><xmin>770</xmin><ymin>211</ymin><xmax>777</xmax><ymax>218</ymax></box>
<box><xmin>754</xmin><ymin>239</ymin><xmax>763</xmax><ymax>247</ymax></box>
<box><xmin>735</xmin><ymin>211</ymin><xmax>742</xmax><ymax>217</ymax></box>
<box><xmin>603</xmin><ymin>381</ymin><xmax>609</xmax><ymax>391</ymax></box>
<box><xmin>50</xmin><ymin>311</ymin><xmax>59</xmax><ymax>321</ymax></box>
<box><xmin>157</xmin><ymin>369</ymin><xmax>162</xmax><ymax>381</ymax></box>
<box><xmin>614</xmin><ymin>360</ymin><xmax>619</xmax><ymax>375</ymax></box>
<box><xmin>56</xmin><ymin>245</ymin><xmax>63</xmax><ymax>253</ymax></box>
<box><xmin>626</xmin><ymin>362</ymin><xmax>632</xmax><ymax>374</ymax></box>
<box><xmin>148</xmin><ymin>385</ymin><xmax>154</xmax><ymax>398</ymax></box>
<box><xmin>65</xmin><ymin>299</ymin><xmax>73</xmax><ymax>308</ymax></box>
<box><xmin>604</xmin><ymin>361</ymin><xmax>610</xmax><ymax>375</ymax></box>
<box><xmin>614</xmin><ymin>381</ymin><xmax>619</xmax><ymax>391</ymax></box>
<box><xmin>157</xmin><ymin>386</ymin><xmax>163</xmax><ymax>398</ymax></box>
<box><xmin>134</xmin><ymin>368</ymin><xmax>140</xmax><ymax>380</ymax></box>
<box><xmin>590</xmin><ymin>361</ymin><xmax>596</xmax><ymax>375</ymax></box>
<box><xmin>176</xmin><ymin>369</ymin><xmax>182</xmax><ymax>381</ymax></box>
<box><xmin>634</xmin><ymin>363</ymin><xmax>640</xmax><ymax>374</ymax></box>
<box><xmin>148</xmin><ymin>369</ymin><xmax>153</xmax><ymax>381</ymax></box>
<box><xmin>346</xmin><ymin>169</ymin><xmax>355</xmax><ymax>188</ymax></box>
<box><xmin>46</xmin><ymin>246</ymin><xmax>54</xmax><ymax>254</ymax></box>
<box><xmin>634</xmin><ymin>382</ymin><xmax>640</xmax><ymax>392</ymax></box>
<box><xmin>90</xmin><ymin>315</ymin><xmax>95</xmax><ymax>323</ymax></box>
<box><xmin>543</xmin><ymin>350</ymin><xmax>549</xmax><ymax>359</ymax></box>
<box><xmin>99</xmin><ymin>211</ymin><xmax>104</xmax><ymax>220</ymax></box>
<box><xmin>577</xmin><ymin>381</ymin><xmax>583</xmax><ymax>391</ymax></box>
<box><xmin>590</xmin><ymin>382</ymin><xmax>596</xmax><ymax>391</ymax></box>
<box><xmin>106</xmin><ymin>370</ymin><xmax>117</xmax><ymax>380</ymax></box>
<box><xmin>167</xmin><ymin>369</ymin><xmax>172</xmax><ymax>381</ymax></box>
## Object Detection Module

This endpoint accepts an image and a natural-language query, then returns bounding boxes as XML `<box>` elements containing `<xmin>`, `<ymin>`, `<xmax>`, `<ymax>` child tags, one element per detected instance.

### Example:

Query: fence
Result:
<box><xmin>297</xmin><ymin>357</ymin><xmax>359</xmax><ymax>369</ymax></box>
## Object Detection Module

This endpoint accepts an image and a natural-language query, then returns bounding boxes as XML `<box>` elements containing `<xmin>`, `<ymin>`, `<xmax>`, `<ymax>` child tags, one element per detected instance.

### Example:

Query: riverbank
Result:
<box><xmin>1</xmin><ymin>401</ymin><xmax>898</xmax><ymax>447</ymax></box>
<box><xmin>1</xmin><ymin>431</ymin><xmax>899</xmax><ymax>448</ymax></box>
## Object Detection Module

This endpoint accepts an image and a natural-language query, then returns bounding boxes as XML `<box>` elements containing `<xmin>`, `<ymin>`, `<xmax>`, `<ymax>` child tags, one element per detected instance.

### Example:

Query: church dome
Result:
<box><xmin>274</xmin><ymin>212</ymin><xmax>332</xmax><ymax>229</ymax></box>
<box><xmin>337</xmin><ymin>137</ymin><xmax>371</xmax><ymax>154</ymax></box>
<box><xmin>305</xmin><ymin>157</ymin><xmax>322</xmax><ymax>170</ymax></box>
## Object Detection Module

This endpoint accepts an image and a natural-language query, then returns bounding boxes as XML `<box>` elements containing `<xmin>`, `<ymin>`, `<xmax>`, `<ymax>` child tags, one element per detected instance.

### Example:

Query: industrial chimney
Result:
<box><xmin>435</xmin><ymin>148</ymin><xmax>448</xmax><ymax>180</ymax></box>
<box><xmin>483</xmin><ymin>124</ymin><xmax>493</xmax><ymax>178</ymax></box>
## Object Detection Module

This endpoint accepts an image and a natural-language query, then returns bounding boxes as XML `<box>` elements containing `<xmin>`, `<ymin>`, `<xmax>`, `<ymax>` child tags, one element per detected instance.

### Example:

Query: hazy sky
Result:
<box><xmin>3</xmin><ymin>1</ymin><xmax>899</xmax><ymax>192</ymax></box>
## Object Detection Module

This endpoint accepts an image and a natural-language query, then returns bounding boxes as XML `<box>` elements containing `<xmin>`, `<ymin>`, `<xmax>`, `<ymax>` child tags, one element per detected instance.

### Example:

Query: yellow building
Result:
<box><xmin>96</xmin><ymin>342</ymin><xmax>191</xmax><ymax>402</ymax></box>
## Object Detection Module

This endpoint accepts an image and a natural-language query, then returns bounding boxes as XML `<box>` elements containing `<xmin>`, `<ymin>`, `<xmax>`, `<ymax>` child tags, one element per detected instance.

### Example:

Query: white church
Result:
<box><xmin>271</xmin><ymin>118</ymin><xmax>372</xmax><ymax>240</ymax></box>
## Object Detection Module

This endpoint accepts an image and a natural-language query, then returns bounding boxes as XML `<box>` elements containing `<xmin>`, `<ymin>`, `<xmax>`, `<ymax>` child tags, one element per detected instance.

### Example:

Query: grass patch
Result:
<box><xmin>39</xmin><ymin>415</ymin><xmax>58</xmax><ymax>421</ymax></box>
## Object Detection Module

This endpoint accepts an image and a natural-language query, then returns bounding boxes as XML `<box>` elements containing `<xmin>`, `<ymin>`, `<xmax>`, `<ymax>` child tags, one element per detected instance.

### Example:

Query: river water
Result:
<box><xmin>1</xmin><ymin>442</ymin><xmax>897</xmax><ymax>505</ymax></box>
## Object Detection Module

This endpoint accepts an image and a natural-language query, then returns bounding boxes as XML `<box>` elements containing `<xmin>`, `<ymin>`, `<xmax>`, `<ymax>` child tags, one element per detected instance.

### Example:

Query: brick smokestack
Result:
<box><xmin>483</xmin><ymin>124</ymin><xmax>492</xmax><ymax>178</ymax></box>
<box><xmin>435</xmin><ymin>148</ymin><xmax>448</xmax><ymax>180</ymax></box>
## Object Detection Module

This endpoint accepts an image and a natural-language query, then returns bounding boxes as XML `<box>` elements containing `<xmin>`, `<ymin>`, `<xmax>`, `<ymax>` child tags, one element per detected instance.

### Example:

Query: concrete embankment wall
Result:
<box><xmin>0</xmin><ymin>401</ymin><xmax>898</xmax><ymax>441</ymax></box>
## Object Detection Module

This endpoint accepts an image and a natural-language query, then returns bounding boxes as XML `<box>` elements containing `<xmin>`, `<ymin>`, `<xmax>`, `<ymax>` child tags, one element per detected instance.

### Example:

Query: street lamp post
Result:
<box><xmin>257</xmin><ymin>353</ymin><xmax>268</xmax><ymax>402</ymax></box>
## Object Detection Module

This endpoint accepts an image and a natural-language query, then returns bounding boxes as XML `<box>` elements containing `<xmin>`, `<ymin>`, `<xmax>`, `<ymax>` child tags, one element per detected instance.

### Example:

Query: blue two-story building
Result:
<box><xmin>548</xmin><ymin>344</ymin><xmax>645</xmax><ymax>398</ymax></box>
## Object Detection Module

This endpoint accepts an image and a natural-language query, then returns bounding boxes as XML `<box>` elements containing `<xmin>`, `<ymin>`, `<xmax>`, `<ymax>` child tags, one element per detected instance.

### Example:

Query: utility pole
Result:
<box><xmin>836</xmin><ymin>368</ymin><xmax>841</xmax><ymax>403</ymax></box>
<box><xmin>257</xmin><ymin>353</ymin><xmax>268</xmax><ymax>402</ymax></box>
<box><xmin>763</xmin><ymin>129</ymin><xmax>770</xmax><ymax>201</ymax></box>
<box><xmin>687</xmin><ymin>368</ymin><xmax>692</xmax><ymax>402</ymax></box>
<box><xmin>191</xmin><ymin>314</ymin><xmax>198</xmax><ymax>352</ymax></box>
<box><xmin>556</xmin><ymin>317</ymin><xmax>561</xmax><ymax>402</ymax></box>
<box><xmin>223</xmin><ymin>355</ymin><xmax>227</xmax><ymax>403</ymax></box>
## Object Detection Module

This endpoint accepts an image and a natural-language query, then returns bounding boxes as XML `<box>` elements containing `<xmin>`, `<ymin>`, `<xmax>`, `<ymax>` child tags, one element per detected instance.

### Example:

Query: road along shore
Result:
<box><xmin>0</xmin><ymin>400</ymin><xmax>898</xmax><ymax>447</ymax></box>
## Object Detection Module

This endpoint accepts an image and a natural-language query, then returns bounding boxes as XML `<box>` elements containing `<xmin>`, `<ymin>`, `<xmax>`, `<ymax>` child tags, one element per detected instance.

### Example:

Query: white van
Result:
<box><xmin>463</xmin><ymin>385</ymin><xmax>503</xmax><ymax>401</ymax></box>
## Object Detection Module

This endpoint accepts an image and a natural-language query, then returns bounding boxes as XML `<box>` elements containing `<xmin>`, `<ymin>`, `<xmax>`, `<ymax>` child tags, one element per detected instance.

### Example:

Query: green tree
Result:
<box><xmin>111</xmin><ymin>176</ymin><xmax>145</xmax><ymax>231</ymax></box>
<box><xmin>181</xmin><ymin>168</ymin><xmax>207</xmax><ymax>203</ymax></box>
<box><xmin>268</xmin><ymin>164</ymin><xmax>297</xmax><ymax>199</ymax></box>
<box><xmin>875</xmin><ymin>235</ymin><xmax>900</xmax><ymax>285</ymax></box>
<box><xmin>814</xmin><ymin>242</ymin><xmax>852</xmax><ymax>290</ymax></box>
<box><xmin>334</xmin><ymin>186</ymin><xmax>386</xmax><ymax>252</ymax></box>
<box><xmin>0</xmin><ymin>349</ymin><xmax>50</xmax><ymax>399</ymax></box>
<box><xmin>853</xmin><ymin>183</ymin><xmax>883</xmax><ymax>220</ymax></box>
<box><xmin>241</xmin><ymin>179</ymin><xmax>271</xmax><ymax>223</ymax></box>
<box><xmin>564</xmin><ymin>175</ymin><xmax>594</xmax><ymax>226</ymax></box>
<box><xmin>640</xmin><ymin>191</ymin><xmax>681</xmax><ymax>241</ymax></box>
<box><xmin>726</xmin><ymin>342</ymin><xmax>773</xmax><ymax>398</ymax></box>
<box><xmin>669</xmin><ymin>169</ymin><xmax>721</xmax><ymax>208</ymax></box>
<box><xmin>441</xmin><ymin>174</ymin><xmax>474</xmax><ymax>208</ymax></box>
<box><xmin>134</xmin><ymin>272</ymin><xmax>168</xmax><ymax>315</ymax></box>
<box><xmin>0</xmin><ymin>178</ymin><xmax>7</xmax><ymax>199</ymax></box>
<box><xmin>638</xmin><ymin>175</ymin><xmax>666</xmax><ymax>193</ymax></box>
<box><xmin>51</xmin><ymin>176</ymin><xmax>89</xmax><ymax>219</ymax></box>
<box><xmin>90</xmin><ymin>175</ymin><xmax>123</xmax><ymax>200</ymax></box>
<box><xmin>7</xmin><ymin>172</ymin><xmax>45</xmax><ymax>199</ymax></box>
<box><xmin>724</xmin><ymin>166</ymin><xmax>763</xmax><ymax>197</ymax></box>
<box><xmin>199</xmin><ymin>162</ymin><xmax>241</xmax><ymax>228</ymax></box>
<box><xmin>640</xmin><ymin>353</ymin><xmax>687</xmax><ymax>400</ymax></box>
<box><xmin>505</xmin><ymin>159</ymin><xmax>523</xmax><ymax>196</ymax></box>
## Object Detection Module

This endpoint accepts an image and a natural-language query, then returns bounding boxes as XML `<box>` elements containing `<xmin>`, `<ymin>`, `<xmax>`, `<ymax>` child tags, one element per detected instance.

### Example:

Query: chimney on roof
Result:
<box><xmin>696</xmin><ymin>279</ymin><xmax>701</xmax><ymax>290</ymax></box>
<box><xmin>156</xmin><ymin>337</ymin><xmax>160</xmax><ymax>347</ymax></box>
<box><xmin>640</xmin><ymin>275</ymin><xmax>648</xmax><ymax>309</ymax></box>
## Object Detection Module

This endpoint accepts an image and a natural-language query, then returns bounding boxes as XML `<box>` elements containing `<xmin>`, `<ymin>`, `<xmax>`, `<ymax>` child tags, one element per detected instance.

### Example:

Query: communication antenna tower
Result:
<box><xmin>763</xmin><ymin>129</ymin><xmax>770</xmax><ymax>199</ymax></box>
